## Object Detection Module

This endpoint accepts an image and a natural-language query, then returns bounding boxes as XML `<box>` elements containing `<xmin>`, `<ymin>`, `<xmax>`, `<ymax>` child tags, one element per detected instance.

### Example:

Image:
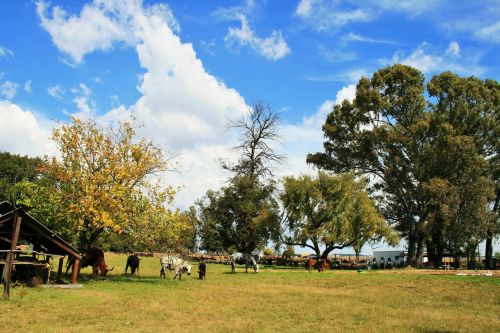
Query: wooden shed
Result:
<box><xmin>0</xmin><ymin>201</ymin><xmax>81</xmax><ymax>299</ymax></box>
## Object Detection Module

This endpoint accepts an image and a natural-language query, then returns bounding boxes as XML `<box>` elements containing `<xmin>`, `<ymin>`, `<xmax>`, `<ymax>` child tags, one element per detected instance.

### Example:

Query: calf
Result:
<box><xmin>198</xmin><ymin>260</ymin><xmax>207</xmax><ymax>280</ymax></box>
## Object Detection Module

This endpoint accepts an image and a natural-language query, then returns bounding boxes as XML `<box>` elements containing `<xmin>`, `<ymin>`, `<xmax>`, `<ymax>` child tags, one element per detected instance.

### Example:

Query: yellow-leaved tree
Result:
<box><xmin>41</xmin><ymin>117</ymin><xmax>186</xmax><ymax>251</ymax></box>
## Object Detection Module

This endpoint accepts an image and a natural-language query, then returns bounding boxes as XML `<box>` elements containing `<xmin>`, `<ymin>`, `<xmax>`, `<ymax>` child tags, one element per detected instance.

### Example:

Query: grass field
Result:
<box><xmin>1</xmin><ymin>253</ymin><xmax>499</xmax><ymax>333</ymax></box>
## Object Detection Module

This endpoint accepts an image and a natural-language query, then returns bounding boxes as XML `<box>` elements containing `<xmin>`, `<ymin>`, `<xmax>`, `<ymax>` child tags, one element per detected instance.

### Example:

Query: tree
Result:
<box><xmin>39</xmin><ymin>117</ymin><xmax>182</xmax><ymax>251</ymax></box>
<box><xmin>196</xmin><ymin>102</ymin><xmax>282</xmax><ymax>255</ymax></box>
<box><xmin>308</xmin><ymin>65</ymin><xmax>498</xmax><ymax>266</ymax></box>
<box><xmin>0</xmin><ymin>152</ymin><xmax>42</xmax><ymax>203</ymax></box>
<box><xmin>280</xmin><ymin>172</ymin><xmax>397</xmax><ymax>260</ymax></box>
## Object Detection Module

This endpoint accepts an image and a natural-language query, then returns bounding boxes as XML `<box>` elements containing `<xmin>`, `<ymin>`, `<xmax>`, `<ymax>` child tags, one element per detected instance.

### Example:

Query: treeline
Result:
<box><xmin>1</xmin><ymin>65</ymin><xmax>498</xmax><ymax>269</ymax></box>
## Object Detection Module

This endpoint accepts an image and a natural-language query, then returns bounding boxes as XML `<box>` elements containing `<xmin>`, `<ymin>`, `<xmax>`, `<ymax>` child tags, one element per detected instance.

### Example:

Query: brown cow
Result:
<box><xmin>65</xmin><ymin>248</ymin><xmax>114</xmax><ymax>278</ymax></box>
<box><xmin>306</xmin><ymin>258</ymin><xmax>316</xmax><ymax>272</ymax></box>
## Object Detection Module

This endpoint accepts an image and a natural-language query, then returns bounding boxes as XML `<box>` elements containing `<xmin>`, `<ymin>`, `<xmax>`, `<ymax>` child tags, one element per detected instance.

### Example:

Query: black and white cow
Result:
<box><xmin>160</xmin><ymin>255</ymin><xmax>192</xmax><ymax>280</ymax></box>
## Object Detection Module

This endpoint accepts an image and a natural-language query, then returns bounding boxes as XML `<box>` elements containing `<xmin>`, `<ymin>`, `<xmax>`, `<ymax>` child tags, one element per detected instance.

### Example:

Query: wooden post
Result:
<box><xmin>56</xmin><ymin>257</ymin><xmax>64</xmax><ymax>281</ymax></box>
<box><xmin>2</xmin><ymin>215</ymin><xmax>22</xmax><ymax>299</ymax></box>
<box><xmin>70</xmin><ymin>258</ymin><xmax>80</xmax><ymax>284</ymax></box>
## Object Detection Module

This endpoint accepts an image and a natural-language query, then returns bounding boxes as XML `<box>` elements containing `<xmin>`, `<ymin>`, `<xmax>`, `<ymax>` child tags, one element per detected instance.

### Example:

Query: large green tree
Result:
<box><xmin>308</xmin><ymin>65</ymin><xmax>498</xmax><ymax>266</ymax></box>
<box><xmin>280</xmin><ymin>172</ymin><xmax>397</xmax><ymax>259</ymax></box>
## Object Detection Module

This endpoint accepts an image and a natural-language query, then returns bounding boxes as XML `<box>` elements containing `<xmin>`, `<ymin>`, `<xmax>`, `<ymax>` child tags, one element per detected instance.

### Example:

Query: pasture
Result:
<box><xmin>1</xmin><ymin>253</ymin><xmax>499</xmax><ymax>333</ymax></box>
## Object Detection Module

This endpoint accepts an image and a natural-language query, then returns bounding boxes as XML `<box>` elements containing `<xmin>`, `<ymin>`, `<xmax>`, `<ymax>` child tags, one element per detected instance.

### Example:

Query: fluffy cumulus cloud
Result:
<box><xmin>0</xmin><ymin>81</ymin><xmax>19</xmax><ymax>100</ymax></box>
<box><xmin>36</xmin><ymin>0</ymin><xmax>179</xmax><ymax>64</ymax></box>
<box><xmin>34</xmin><ymin>0</ymin><xmax>248</xmax><ymax>208</ymax></box>
<box><xmin>224</xmin><ymin>14</ymin><xmax>290</xmax><ymax>61</ymax></box>
<box><xmin>0</xmin><ymin>101</ymin><xmax>54</xmax><ymax>156</ymax></box>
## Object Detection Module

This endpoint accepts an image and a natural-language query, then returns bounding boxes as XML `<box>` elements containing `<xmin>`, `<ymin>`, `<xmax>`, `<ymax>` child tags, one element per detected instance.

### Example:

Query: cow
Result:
<box><xmin>244</xmin><ymin>255</ymin><xmax>259</xmax><ymax>273</ymax></box>
<box><xmin>160</xmin><ymin>255</ymin><xmax>192</xmax><ymax>280</ymax></box>
<box><xmin>66</xmin><ymin>248</ymin><xmax>114</xmax><ymax>279</ymax></box>
<box><xmin>198</xmin><ymin>259</ymin><xmax>207</xmax><ymax>280</ymax></box>
<box><xmin>125</xmin><ymin>254</ymin><xmax>140</xmax><ymax>275</ymax></box>
<box><xmin>306</xmin><ymin>258</ymin><xmax>316</xmax><ymax>272</ymax></box>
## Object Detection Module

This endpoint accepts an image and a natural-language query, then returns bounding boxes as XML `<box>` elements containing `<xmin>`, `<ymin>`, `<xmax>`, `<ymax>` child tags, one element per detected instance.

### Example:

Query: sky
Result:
<box><xmin>0</xmin><ymin>1</ymin><xmax>499</xmax><ymax>254</ymax></box>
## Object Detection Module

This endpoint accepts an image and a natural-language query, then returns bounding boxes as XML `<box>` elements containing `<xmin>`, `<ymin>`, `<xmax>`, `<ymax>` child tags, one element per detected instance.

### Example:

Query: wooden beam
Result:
<box><xmin>2</xmin><ymin>215</ymin><xmax>22</xmax><ymax>299</ymax></box>
<box><xmin>70</xmin><ymin>258</ymin><xmax>80</xmax><ymax>284</ymax></box>
<box><xmin>56</xmin><ymin>257</ymin><xmax>64</xmax><ymax>281</ymax></box>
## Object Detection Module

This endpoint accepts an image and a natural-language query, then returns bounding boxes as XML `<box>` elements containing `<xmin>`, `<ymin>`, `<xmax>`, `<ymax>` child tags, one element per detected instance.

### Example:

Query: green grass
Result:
<box><xmin>1</xmin><ymin>253</ymin><xmax>499</xmax><ymax>333</ymax></box>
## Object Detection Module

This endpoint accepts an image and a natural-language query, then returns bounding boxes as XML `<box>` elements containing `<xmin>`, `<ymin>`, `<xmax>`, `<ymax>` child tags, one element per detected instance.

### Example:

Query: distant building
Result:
<box><xmin>372</xmin><ymin>250</ymin><xmax>407</xmax><ymax>267</ymax></box>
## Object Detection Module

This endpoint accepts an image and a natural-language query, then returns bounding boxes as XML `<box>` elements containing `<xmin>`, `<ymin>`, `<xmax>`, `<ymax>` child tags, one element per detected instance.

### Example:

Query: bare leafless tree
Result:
<box><xmin>224</xmin><ymin>102</ymin><xmax>285</xmax><ymax>182</ymax></box>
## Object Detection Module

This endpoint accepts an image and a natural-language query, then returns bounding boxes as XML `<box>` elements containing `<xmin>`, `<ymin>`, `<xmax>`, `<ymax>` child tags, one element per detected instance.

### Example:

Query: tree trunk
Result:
<box><xmin>407</xmin><ymin>226</ymin><xmax>417</xmax><ymax>266</ymax></box>
<box><xmin>426</xmin><ymin>240</ymin><xmax>435</xmax><ymax>268</ymax></box>
<box><xmin>485</xmin><ymin>191</ymin><xmax>499</xmax><ymax>269</ymax></box>
<box><xmin>485</xmin><ymin>233</ymin><xmax>493</xmax><ymax>269</ymax></box>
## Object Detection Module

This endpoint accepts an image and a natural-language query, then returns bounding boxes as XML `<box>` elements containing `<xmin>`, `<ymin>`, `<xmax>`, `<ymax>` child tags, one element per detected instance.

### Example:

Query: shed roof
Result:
<box><xmin>0</xmin><ymin>201</ymin><xmax>81</xmax><ymax>259</ymax></box>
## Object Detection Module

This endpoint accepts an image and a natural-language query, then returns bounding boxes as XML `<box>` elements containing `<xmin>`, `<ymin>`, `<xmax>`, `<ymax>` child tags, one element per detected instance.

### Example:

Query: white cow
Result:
<box><xmin>160</xmin><ymin>255</ymin><xmax>192</xmax><ymax>280</ymax></box>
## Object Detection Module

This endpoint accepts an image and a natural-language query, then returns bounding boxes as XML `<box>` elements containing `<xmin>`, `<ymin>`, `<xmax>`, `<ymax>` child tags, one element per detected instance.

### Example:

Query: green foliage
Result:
<box><xmin>0</xmin><ymin>151</ymin><xmax>42</xmax><ymax>203</ymax></box>
<box><xmin>307</xmin><ymin>65</ymin><xmax>498</xmax><ymax>266</ymax></box>
<box><xmin>281</xmin><ymin>172</ymin><xmax>397</xmax><ymax>259</ymax></box>
<box><xmin>196</xmin><ymin>102</ymin><xmax>283</xmax><ymax>255</ymax></box>
<box><xmin>196</xmin><ymin>176</ymin><xmax>280</xmax><ymax>254</ymax></box>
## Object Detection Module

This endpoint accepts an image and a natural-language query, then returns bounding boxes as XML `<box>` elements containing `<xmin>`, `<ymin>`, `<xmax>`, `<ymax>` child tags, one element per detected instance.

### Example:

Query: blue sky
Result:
<box><xmin>0</xmin><ymin>1</ymin><xmax>499</xmax><ymax>253</ymax></box>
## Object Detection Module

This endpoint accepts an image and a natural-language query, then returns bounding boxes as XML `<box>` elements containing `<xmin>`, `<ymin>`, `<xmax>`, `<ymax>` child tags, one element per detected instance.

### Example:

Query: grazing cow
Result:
<box><xmin>125</xmin><ymin>254</ymin><xmax>140</xmax><ymax>275</ymax></box>
<box><xmin>160</xmin><ymin>255</ymin><xmax>192</xmax><ymax>280</ymax></box>
<box><xmin>244</xmin><ymin>255</ymin><xmax>259</xmax><ymax>273</ymax></box>
<box><xmin>306</xmin><ymin>258</ymin><xmax>316</xmax><ymax>272</ymax></box>
<box><xmin>66</xmin><ymin>248</ymin><xmax>114</xmax><ymax>278</ymax></box>
<box><xmin>198</xmin><ymin>259</ymin><xmax>207</xmax><ymax>280</ymax></box>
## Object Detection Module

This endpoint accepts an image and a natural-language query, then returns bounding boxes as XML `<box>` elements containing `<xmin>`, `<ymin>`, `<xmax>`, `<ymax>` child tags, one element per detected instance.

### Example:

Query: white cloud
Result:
<box><xmin>37</xmin><ymin>0</ymin><xmax>248</xmax><ymax>208</ymax></box>
<box><xmin>212</xmin><ymin>0</ymin><xmax>255</xmax><ymax>21</ymax></box>
<box><xmin>476</xmin><ymin>21</ymin><xmax>500</xmax><ymax>44</ymax></box>
<box><xmin>306</xmin><ymin>68</ymin><xmax>370</xmax><ymax>83</ymax></box>
<box><xmin>446</xmin><ymin>41</ymin><xmax>460</xmax><ymax>57</ymax></box>
<box><xmin>295</xmin><ymin>0</ymin><xmax>371</xmax><ymax>33</ymax></box>
<box><xmin>70</xmin><ymin>83</ymin><xmax>96</xmax><ymax>119</ymax></box>
<box><xmin>0</xmin><ymin>81</ymin><xmax>19</xmax><ymax>100</ymax></box>
<box><xmin>24</xmin><ymin>80</ymin><xmax>33</xmax><ymax>93</ymax></box>
<box><xmin>342</xmin><ymin>32</ymin><xmax>402</xmax><ymax>45</ymax></box>
<box><xmin>0</xmin><ymin>46</ymin><xmax>14</xmax><ymax>59</ymax></box>
<box><xmin>318</xmin><ymin>45</ymin><xmax>357</xmax><ymax>63</ymax></box>
<box><xmin>36</xmin><ymin>0</ymin><xmax>179</xmax><ymax>65</ymax></box>
<box><xmin>295</xmin><ymin>0</ymin><xmax>439</xmax><ymax>33</ymax></box>
<box><xmin>224</xmin><ymin>14</ymin><xmax>290</xmax><ymax>61</ymax></box>
<box><xmin>370</xmin><ymin>0</ymin><xmax>440</xmax><ymax>15</ymax></box>
<box><xmin>278</xmin><ymin>84</ymin><xmax>356</xmax><ymax>178</ymax></box>
<box><xmin>383</xmin><ymin>43</ymin><xmax>485</xmax><ymax>76</ymax></box>
<box><xmin>0</xmin><ymin>101</ymin><xmax>54</xmax><ymax>156</ymax></box>
<box><xmin>47</xmin><ymin>84</ymin><xmax>65</xmax><ymax>100</ymax></box>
